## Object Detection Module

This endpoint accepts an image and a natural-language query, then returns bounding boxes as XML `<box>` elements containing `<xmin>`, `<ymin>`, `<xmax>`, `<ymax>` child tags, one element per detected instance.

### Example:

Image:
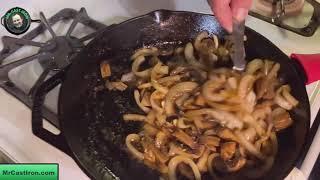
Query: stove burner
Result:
<box><xmin>256</xmin><ymin>0</ymin><xmax>305</xmax><ymax>16</ymax></box>
<box><xmin>249</xmin><ymin>0</ymin><xmax>320</xmax><ymax>36</ymax></box>
<box><xmin>0</xmin><ymin>8</ymin><xmax>106</xmax><ymax>126</ymax></box>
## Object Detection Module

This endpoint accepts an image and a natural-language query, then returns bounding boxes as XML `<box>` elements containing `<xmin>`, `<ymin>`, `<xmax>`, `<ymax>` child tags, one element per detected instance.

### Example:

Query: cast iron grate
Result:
<box><xmin>0</xmin><ymin>8</ymin><xmax>107</xmax><ymax>127</ymax></box>
<box><xmin>249</xmin><ymin>0</ymin><xmax>320</xmax><ymax>36</ymax></box>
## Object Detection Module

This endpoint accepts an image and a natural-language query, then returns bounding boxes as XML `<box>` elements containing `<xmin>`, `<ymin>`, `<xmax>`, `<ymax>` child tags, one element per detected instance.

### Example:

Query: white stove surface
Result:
<box><xmin>0</xmin><ymin>0</ymin><xmax>320</xmax><ymax>180</ymax></box>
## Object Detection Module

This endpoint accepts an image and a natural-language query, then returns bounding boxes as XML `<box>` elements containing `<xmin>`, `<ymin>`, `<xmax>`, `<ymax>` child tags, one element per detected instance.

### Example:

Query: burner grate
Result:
<box><xmin>0</xmin><ymin>8</ymin><xmax>107</xmax><ymax>127</ymax></box>
<box><xmin>249</xmin><ymin>0</ymin><xmax>320</xmax><ymax>36</ymax></box>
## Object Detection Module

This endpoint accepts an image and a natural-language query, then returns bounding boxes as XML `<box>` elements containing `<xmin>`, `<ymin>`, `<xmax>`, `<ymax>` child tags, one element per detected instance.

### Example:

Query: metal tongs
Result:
<box><xmin>231</xmin><ymin>19</ymin><xmax>246</xmax><ymax>71</ymax></box>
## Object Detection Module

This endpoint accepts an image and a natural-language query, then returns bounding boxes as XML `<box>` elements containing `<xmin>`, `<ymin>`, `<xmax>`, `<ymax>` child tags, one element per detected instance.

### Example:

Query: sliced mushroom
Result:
<box><xmin>217</xmin><ymin>128</ymin><xmax>238</xmax><ymax>142</ymax></box>
<box><xmin>272</xmin><ymin>108</ymin><xmax>293</xmax><ymax>131</ymax></box>
<box><xmin>213</xmin><ymin>155</ymin><xmax>247</xmax><ymax>173</ymax></box>
<box><xmin>220</xmin><ymin>142</ymin><xmax>237</xmax><ymax>161</ymax></box>
<box><xmin>172</xmin><ymin>129</ymin><xmax>198</xmax><ymax>149</ymax></box>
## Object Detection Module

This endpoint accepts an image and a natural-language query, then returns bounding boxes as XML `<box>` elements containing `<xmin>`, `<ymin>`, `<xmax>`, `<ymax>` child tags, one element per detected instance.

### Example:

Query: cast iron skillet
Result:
<box><xmin>32</xmin><ymin>10</ymin><xmax>310</xmax><ymax>180</ymax></box>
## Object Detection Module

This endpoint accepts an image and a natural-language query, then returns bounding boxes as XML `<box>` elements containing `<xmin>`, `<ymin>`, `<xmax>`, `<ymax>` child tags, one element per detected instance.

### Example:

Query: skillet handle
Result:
<box><xmin>32</xmin><ymin>68</ymin><xmax>72</xmax><ymax>156</ymax></box>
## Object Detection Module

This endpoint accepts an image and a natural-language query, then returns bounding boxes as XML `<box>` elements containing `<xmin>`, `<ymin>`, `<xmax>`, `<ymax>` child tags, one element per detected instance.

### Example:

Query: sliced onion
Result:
<box><xmin>234</xmin><ymin>130</ymin><xmax>265</xmax><ymax>160</ymax></box>
<box><xmin>242</xmin><ymin>114</ymin><xmax>266</xmax><ymax>136</ymax></box>
<box><xmin>146</xmin><ymin>110</ymin><xmax>156</xmax><ymax>125</ymax></box>
<box><xmin>238</xmin><ymin>74</ymin><xmax>255</xmax><ymax>98</ymax></box>
<box><xmin>131</xmin><ymin>47</ymin><xmax>158</xmax><ymax>60</ymax></box>
<box><xmin>132</xmin><ymin>56</ymin><xmax>152</xmax><ymax>78</ymax></box>
<box><xmin>155</xmin><ymin>131</ymin><xmax>169</xmax><ymax>148</ymax></box>
<box><xmin>123</xmin><ymin>114</ymin><xmax>147</xmax><ymax>122</ymax></box>
<box><xmin>197</xmin><ymin>148</ymin><xmax>210</xmax><ymax>172</ymax></box>
<box><xmin>168</xmin><ymin>143</ymin><xmax>202</xmax><ymax>159</ymax></box>
<box><xmin>246</xmin><ymin>59</ymin><xmax>264</xmax><ymax>75</ymax></box>
<box><xmin>281</xmin><ymin>85</ymin><xmax>299</xmax><ymax>107</ymax></box>
<box><xmin>143</xmin><ymin>124</ymin><xmax>158</xmax><ymax>137</ymax></box>
<box><xmin>185</xmin><ymin>109</ymin><xmax>243</xmax><ymax>130</ymax></box>
<box><xmin>134</xmin><ymin>90</ymin><xmax>151</xmax><ymax>113</ymax></box>
<box><xmin>165</xmin><ymin>82</ymin><xmax>199</xmax><ymax>116</ymax></box>
<box><xmin>274</xmin><ymin>87</ymin><xmax>293</xmax><ymax>110</ymax></box>
<box><xmin>267</xmin><ymin>63</ymin><xmax>280</xmax><ymax>79</ymax></box>
<box><xmin>150</xmin><ymin>91</ymin><xmax>164</xmax><ymax>113</ymax></box>
<box><xmin>141</xmin><ymin>91</ymin><xmax>151</xmax><ymax>107</ymax></box>
<box><xmin>194</xmin><ymin>31</ymin><xmax>209</xmax><ymax>51</ymax></box>
<box><xmin>202</xmin><ymin>79</ymin><xmax>227</xmax><ymax>102</ymax></box>
<box><xmin>126</xmin><ymin>134</ymin><xmax>144</xmax><ymax>160</ymax></box>
<box><xmin>151</xmin><ymin>62</ymin><xmax>169</xmax><ymax>94</ymax></box>
<box><xmin>193</xmin><ymin>117</ymin><xmax>216</xmax><ymax>129</ymax></box>
<box><xmin>168</xmin><ymin>155</ymin><xmax>201</xmax><ymax>180</ymax></box>
<box><xmin>207</xmin><ymin>102</ymin><xmax>241</xmax><ymax>112</ymax></box>
<box><xmin>263</xmin><ymin>60</ymin><xmax>275</xmax><ymax>75</ymax></box>
<box><xmin>184</xmin><ymin>42</ymin><xmax>206</xmax><ymax>70</ymax></box>
<box><xmin>138</xmin><ymin>83</ymin><xmax>152</xmax><ymax>89</ymax></box>
<box><xmin>227</xmin><ymin>77</ymin><xmax>238</xmax><ymax>89</ymax></box>
<box><xmin>177</xmin><ymin>118</ymin><xmax>192</xmax><ymax>129</ymax></box>
<box><xmin>242</xmin><ymin>127</ymin><xmax>257</xmax><ymax>142</ymax></box>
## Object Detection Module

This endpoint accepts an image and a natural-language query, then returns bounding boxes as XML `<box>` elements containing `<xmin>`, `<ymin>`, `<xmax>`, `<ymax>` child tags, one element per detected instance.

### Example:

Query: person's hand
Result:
<box><xmin>209</xmin><ymin>0</ymin><xmax>252</xmax><ymax>32</ymax></box>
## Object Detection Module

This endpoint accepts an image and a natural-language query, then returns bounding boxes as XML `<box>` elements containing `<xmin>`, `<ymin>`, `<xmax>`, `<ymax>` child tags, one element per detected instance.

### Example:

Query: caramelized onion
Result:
<box><xmin>134</xmin><ymin>90</ymin><xmax>150</xmax><ymax>113</ymax></box>
<box><xmin>165</xmin><ymin>82</ymin><xmax>199</xmax><ymax>116</ymax></box>
<box><xmin>235</xmin><ymin>131</ymin><xmax>265</xmax><ymax>160</ymax></box>
<box><xmin>184</xmin><ymin>42</ymin><xmax>206</xmax><ymax>70</ymax></box>
<box><xmin>173</xmin><ymin>129</ymin><xmax>198</xmax><ymax>149</ymax></box>
<box><xmin>194</xmin><ymin>31</ymin><xmax>209</xmax><ymax>51</ymax></box>
<box><xmin>150</xmin><ymin>91</ymin><xmax>165</xmax><ymax>113</ymax></box>
<box><xmin>123</xmin><ymin>114</ymin><xmax>146</xmax><ymax>122</ymax></box>
<box><xmin>246</xmin><ymin>59</ymin><xmax>264</xmax><ymax>75</ymax></box>
<box><xmin>238</xmin><ymin>74</ymin><xmax>255</xmax><ymax>98</ymax></box>
<box><xmin>143</xmin><ymin>124</ymin><xmax>158</xmax><ymax>137</ymax></box>
<box><xmin>132</xmin><ymin>56</ymin><xmax>152</xmax><ymax>78</ymax></box>
<box><xmin>197</xmin><ymin>148</ymin><xmax>210</xmax><ymax>172</ymax></box>
<box><xmin>168</xmin><ymin>143</ymin><xmax>203</xmax><ymax>159</ymax></box>
<box><xmin>202</xmin><ymin>80</ymin><xmax>227</xmax><ymax>102</ymax></box>
<box><xmin>185</xmin><ymin>109</ymin><xmax>243</xmax><ymax>129</ymax></box>
<box><xmin>155</xmin><ymin>131</ymin><xmax>169</xmax><ymax>148</ymax></box>
<box><xmin>126</xmin><ymin>134</ymin><xmax>144</xmax><ymax>160</ymax></box>
<box><xmin>131</xmin><ymin>47</ymin><xmax>158</xmax><ymax>60</ymax></box>
<box><xmin>168</xmin><ymin>155</ymin><xmax>201</xmax><ymax>180</ymax></box>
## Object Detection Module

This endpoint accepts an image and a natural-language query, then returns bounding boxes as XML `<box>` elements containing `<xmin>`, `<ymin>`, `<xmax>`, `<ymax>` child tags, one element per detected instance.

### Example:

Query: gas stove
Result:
<box><xmin>0</xmin><ymin>1</ymin><xmax>319</xmax><ymax>180</ymax></box>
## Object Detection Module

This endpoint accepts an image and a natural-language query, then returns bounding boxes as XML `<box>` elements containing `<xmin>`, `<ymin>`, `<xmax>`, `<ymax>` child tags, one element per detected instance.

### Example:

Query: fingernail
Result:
<box><xmin>234</xmin><ymin>8</ymin><xmax>248</xmax><ymax>22</ymax></box>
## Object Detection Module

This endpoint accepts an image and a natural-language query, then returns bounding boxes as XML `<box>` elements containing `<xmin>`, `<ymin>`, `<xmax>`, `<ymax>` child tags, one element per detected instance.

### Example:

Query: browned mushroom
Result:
<box><xmin>199</xmin><ymin>136</ymin><xmax>220</xmax><ymax>147</ymax></box>
<box><xmin>172</xmin><ymin>129</ymin><xmax>198</xmax><ymax>149</ymax></box>
<box><xmin>213</xmin><ymin>155</ymin><xmax>247</xmax><ymax>173</ymax></box>
<box><xmin>220</xmin><ymin>142</ymin><xmax>237</xmax><ymax>161</ymax></box>
<box><xmin>217</xmin><ymin>128</ymin><xmax>238</xmax><ymax>142</ymax></box>
<box><xmin>272</xmin><ymin>108</ymin><xmax>293</xmax><ymax>131</ymax></box>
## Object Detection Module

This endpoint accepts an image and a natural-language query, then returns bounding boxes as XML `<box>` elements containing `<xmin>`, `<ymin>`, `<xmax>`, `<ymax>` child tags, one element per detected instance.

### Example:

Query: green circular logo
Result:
<box><xmin>1</xmin><ymin>7</ymin><xmax>31</xmax><ymax>35</ymax></box>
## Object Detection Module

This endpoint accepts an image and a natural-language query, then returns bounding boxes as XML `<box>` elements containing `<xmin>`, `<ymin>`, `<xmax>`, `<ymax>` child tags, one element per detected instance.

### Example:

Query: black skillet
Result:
<box><xmin>31</xmin><ymin>10</ymin><xmax>310</xmax><ymax>180</ymax></box>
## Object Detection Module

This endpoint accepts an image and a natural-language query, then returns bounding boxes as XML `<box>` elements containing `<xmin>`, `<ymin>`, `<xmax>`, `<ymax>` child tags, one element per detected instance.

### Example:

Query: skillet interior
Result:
<box><xmin>58</xmin><ymin>10</ymin><xmax>310</xmax><ymax>180</ymax></box>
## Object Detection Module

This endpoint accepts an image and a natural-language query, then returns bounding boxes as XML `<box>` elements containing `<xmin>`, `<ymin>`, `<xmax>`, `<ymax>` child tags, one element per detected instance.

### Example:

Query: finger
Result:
<box><xmin>231</xmin><ymin>0</ymin><xmax>253</xmax><ymax>22</ymax></box>
<box><xmin>210</xmin><ymin>0</ymin><xmax>233</xmax><ymax>33</ymax></box>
